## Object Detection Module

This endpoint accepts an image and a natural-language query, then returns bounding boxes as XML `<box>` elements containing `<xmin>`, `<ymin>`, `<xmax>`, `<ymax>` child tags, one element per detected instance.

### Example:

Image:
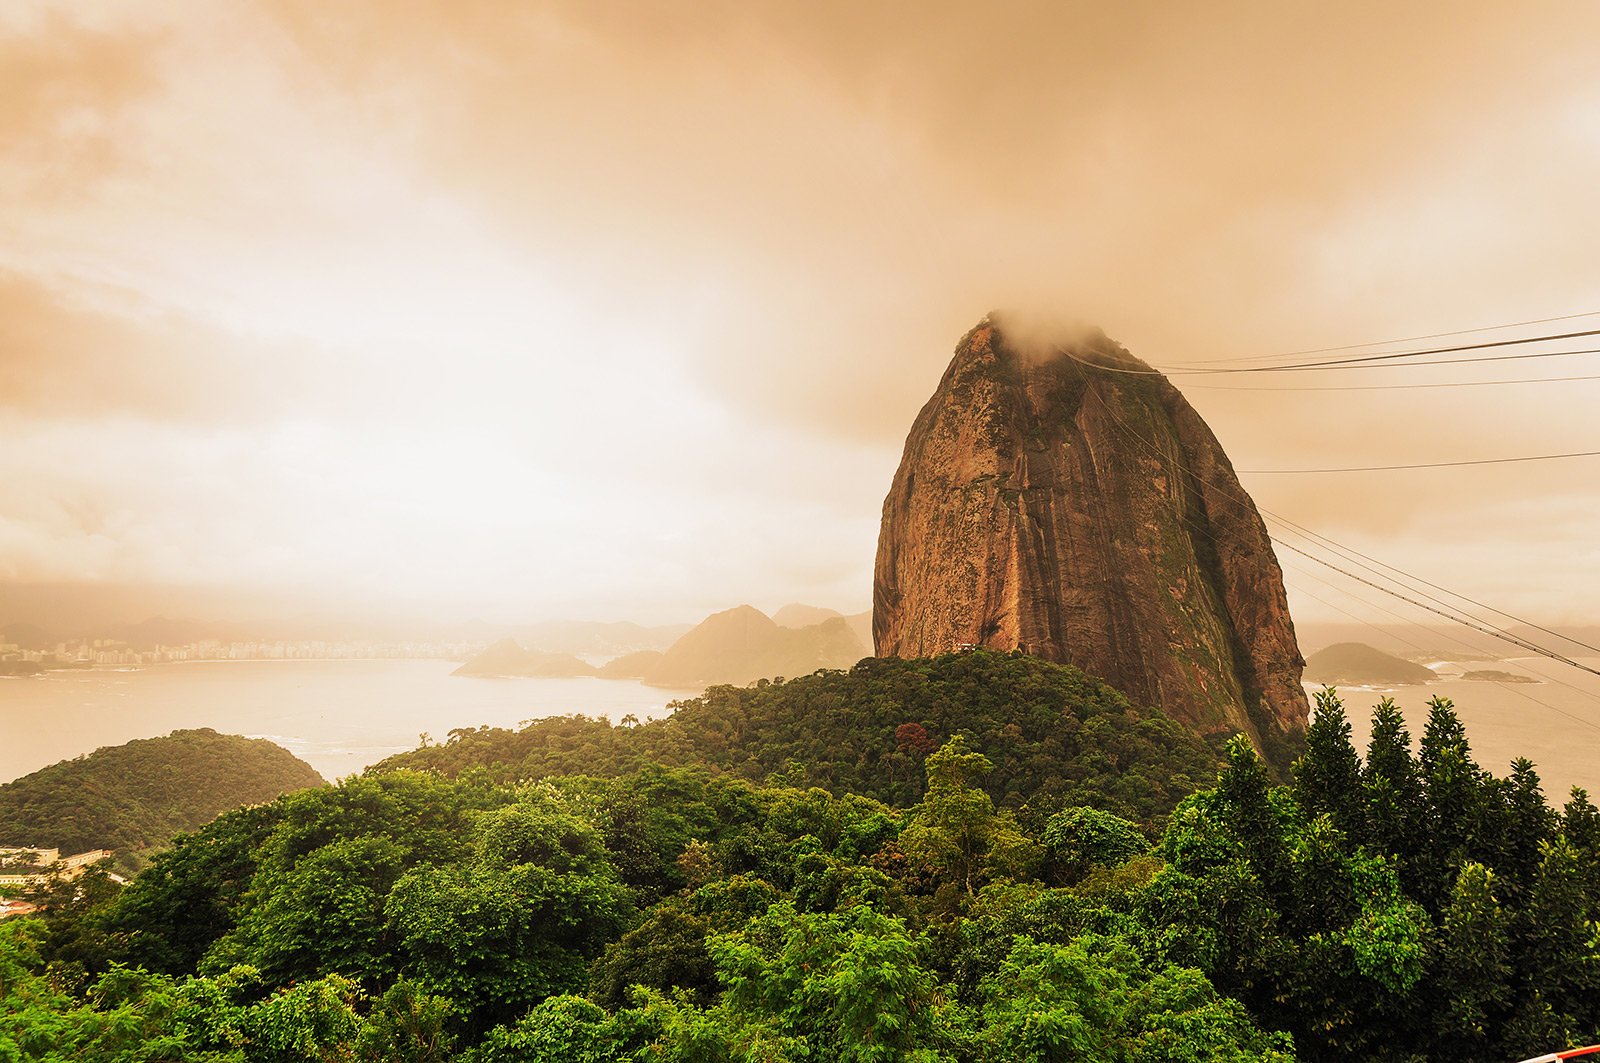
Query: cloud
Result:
<box><xmin>0</xmin><ymin>273</ymin><xmax>318</xmax><ymax>423</ymax></box>
<box><xmin>0</xmin><ymin>8</ymin><xmax>167</xmax><ymax>203</ymax></box>
<box><xmin>251</xmin><ymin>1</ymin><xmax>1600</xmax><ymax>440</ymax></box>
<box><xmin>4</xmin><ymin>1</ymin><xmax>1600</xmax><ymax>624</ymax></box>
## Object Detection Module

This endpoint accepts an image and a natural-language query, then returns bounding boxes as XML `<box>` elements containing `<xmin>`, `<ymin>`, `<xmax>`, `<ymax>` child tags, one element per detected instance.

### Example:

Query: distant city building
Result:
<box><xmin>0</xmin><ymin>846</ymin><xmax>114</xmax><ymax>887</ymax></box>
<box><xmin>0</xmin><ymin>638</ymin><xmax>481</xmax><ymax>669</ymax></box>
<box><xmin>0</xmin><ymin>898</ymin><xmax>39</xmax><ymax>921</ymax></box>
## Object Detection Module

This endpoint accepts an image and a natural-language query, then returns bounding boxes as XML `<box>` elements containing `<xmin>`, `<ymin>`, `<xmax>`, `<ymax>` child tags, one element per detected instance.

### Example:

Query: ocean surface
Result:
<box><xmin>3</xmin><ymin>655</ymin><xmax>1597</xmax><ymax>801</ymax></box>
<box><xmin>1320</xmin><ymin>655</ymin><xmax>1600</xmax><ymax>801</ymax></box>
<box><xmin>0</xmin><ymin>659</ymin><xmax>692</xmax><ymax>784</ymax></box>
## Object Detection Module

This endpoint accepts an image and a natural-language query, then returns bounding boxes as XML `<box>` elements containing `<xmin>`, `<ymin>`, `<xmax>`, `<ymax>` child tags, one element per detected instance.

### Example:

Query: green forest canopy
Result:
<box><xmin>3</xmin><ymin>657</ymin><xmax>1599</xmax><ymax>1062</ymax></box>
<box><xmin>0</xmin><ymin>728</ymin><xmax>324</xmax><ymax>874</ymax></box>
<box><xmin>381</xmin><ymin>650</ymin><xmax>1227</xmax><ymax>826</ymax></box>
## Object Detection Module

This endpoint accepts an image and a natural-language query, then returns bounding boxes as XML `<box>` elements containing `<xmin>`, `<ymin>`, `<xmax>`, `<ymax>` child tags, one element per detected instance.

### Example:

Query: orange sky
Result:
<box><xmin>3</xmin><ymin>1</ymin><xmax>1600</xmax><ymax>629</ymax></box>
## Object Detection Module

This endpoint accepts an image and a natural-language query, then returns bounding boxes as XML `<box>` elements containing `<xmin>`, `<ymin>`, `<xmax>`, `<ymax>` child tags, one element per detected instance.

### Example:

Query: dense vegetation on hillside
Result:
<box><xmin>4</xmin><ymin>673</ymin><xmax>1599</xmax><ymax>1061</ymax></box>
<box><xmin>0</xmin><ymin>729</ymin><xmax>324</xmax><ymax>874</ymax></box>
<box><xmin>384</xmin><ymin>651</ymin><xmax>1225</xmax><ymax>825</ymax></box>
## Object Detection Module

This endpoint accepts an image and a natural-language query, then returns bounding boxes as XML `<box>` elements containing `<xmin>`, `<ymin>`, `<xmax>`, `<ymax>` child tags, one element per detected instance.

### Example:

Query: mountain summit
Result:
<box><xmin>873</xmin><ymin>315</ymin><xmax>1307</xmax><ymax>764</ymax></box>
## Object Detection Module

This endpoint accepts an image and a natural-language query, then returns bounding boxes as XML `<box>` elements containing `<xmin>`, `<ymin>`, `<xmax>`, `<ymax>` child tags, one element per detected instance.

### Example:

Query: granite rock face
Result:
<box><xmin>873</xmin><ymin>316</ymin><xmax>1308</xmax><ymax>764</ymax></box>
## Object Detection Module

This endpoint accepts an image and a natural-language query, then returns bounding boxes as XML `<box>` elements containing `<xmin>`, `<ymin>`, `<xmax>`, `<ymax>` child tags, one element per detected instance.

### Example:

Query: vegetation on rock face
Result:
<box><xmin>0</xmin><ymin>729</ymin><xmax>324</xmax><ymax>874</ymax></box>
<box><xmin>4</xmin><ymin>678</ymin><xmax>1597</xmax><ymax>1062</ymax></box>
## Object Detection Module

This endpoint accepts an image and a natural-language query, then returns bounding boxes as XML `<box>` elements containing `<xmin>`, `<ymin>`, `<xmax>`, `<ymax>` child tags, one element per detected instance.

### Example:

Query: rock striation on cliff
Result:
<box><xmin>873</xmin><ymin>315</ymin><xmax>1308</xmax><ymax>764</ymax></box>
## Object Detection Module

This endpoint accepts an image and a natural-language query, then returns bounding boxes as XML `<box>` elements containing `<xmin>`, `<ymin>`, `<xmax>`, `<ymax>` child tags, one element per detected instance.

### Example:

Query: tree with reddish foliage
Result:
<box><xmin>894</xmin><ymin>722</ymin><xmax>937</xmax><ymax>756</ymax></box>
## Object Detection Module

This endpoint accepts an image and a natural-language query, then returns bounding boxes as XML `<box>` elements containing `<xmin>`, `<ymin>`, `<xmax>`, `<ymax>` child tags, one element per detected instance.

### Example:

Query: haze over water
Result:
<box><xmin>4</xmin><ymin>654</ymin><xmax>1596</xmax><ymax>801</ymax></box>
<box><xmin>0</xmin><ymin>661</ymin><xmax>684</xmax><ymax>784</ymax></box>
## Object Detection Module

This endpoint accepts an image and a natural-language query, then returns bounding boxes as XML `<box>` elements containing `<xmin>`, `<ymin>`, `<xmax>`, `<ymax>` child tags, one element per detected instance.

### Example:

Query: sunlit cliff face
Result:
<box><xmin>4</xmin><ymin>1</ymin><xmax>1600</xmax><ymax>626</ymax></box>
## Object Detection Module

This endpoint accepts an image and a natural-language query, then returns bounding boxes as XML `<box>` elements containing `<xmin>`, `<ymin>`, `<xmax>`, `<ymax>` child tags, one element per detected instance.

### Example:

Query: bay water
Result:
<box><xmin>1322</xmin><ymin>655</ymin><xmax>1600</xmax><ymax>800</ymax></box>
<box><xmin>0</xmin><ymin>659</ymin><xmax>688</xmax><ymax>784</ymax></box>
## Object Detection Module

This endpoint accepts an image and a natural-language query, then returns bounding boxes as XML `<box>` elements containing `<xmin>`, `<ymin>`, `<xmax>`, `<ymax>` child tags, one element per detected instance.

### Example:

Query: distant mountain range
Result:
<box><xmin>451</xmin><ymin>642</ymin><xmax>601</xmax><ymax>678</ymax></box>
<box><xmin>645</xmin><ymin>605</ymin><xmax>867</xmax><ymax>688</ymax></box>
<box><xmin>497</xmin><ymin>619</ymin><xmax>690</xmax><ymax>655</ymax></box>
<box><xmin>0</xmin><ymin>622</ymin><xmax>62</xmax><ymax>651</ymax></box>
<box><xmin>452</xmin><ymin>603</ymin><xmax>870</xmax><ymax>688</ymax></box>
<box><xmin>773</xmin><ymin>604</ymin><xmax>873</xmax><ymax>649</ymax></box>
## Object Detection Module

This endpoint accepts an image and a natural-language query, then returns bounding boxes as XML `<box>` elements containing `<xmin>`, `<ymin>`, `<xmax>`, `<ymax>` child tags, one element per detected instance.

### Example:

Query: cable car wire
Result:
<box><xmin>1280</xmin><ymin>559</ymin><xmax>1600</xmax><ymax>734</ymax></box>
<box><xmin>1237</xmin><ymin>450</ymin><xmax>1600</xmax><ymax>474</ymax></box>
<box><xmin>1061</xmin><ymin>354</ymin><xmax>1600</xmax><ymax>683</ymax></box>
<box><xmin>1187</xmin><ymin>373</ymin><xmax>1600</xmax><ymax>392</ymax></box>
<box><xmin>1184</xmin><ymin>309</ymin><xmax>1600</xmax><ymax>367</ymax></box>
<box><xmin>1174</xmin><ymin>331</ymin><xmax>1600</xmax><ymax>375</ymax></box>
<box><xmin>1067</xmin><ymin>344</ymin><xmax>1600</xmax><ymax>654</ymax></box>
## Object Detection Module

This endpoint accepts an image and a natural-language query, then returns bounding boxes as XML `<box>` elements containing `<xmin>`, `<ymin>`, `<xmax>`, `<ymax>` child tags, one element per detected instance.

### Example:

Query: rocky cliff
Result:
<box><xmin>874</xmin><ymin>315</ymin><xmax>1307</xmax><ymax>764</ymax></box>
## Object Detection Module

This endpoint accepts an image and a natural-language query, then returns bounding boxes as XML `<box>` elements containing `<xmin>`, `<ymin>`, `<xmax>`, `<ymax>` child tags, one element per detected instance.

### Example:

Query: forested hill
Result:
<box><xmin>8</xmin><ymin>685</ymin><xmax>1599</xmax><ymax>1060</ymax></box>
<box><xmin>0</xmin><ymin>729</ymin><xmax>324</xmax><ymax>873</ymax></box>
<box><xmin>378</xmin><ymin>650</ymin><xmax>1225</xmax><ymax>824</ymax></box>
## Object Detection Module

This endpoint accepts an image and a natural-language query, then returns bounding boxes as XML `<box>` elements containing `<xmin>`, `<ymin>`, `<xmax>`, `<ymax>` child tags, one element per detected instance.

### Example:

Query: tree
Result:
<box><xmin>978</xmin><ymin>935</ymin><xmax>1121</xmax><ymax>1061</ymax></box>
<box><xmin>1502</xmin><ymin>838</ymin><xmax>1600</xmax><ymax>1053</ymax></box>
<box><xmin>1213</xmin><ymin>737</ymin><xmax>1289</xmax><ymax>904</ymax></box>
<box><xmin>899</xmin><ymin>737</ymin><xmax>1038</xmax><ymax>899</ymax></box>
<box><xmin>103</xmin><ymin>800</ymin><xmax>283</xmax><ymax>974</ymax></box>
<box><xmin>355</xmin><ymin>979</ymin><xmax>457</xmax><ymax>1063</ymax></box>
<box><xmin>1562</xmin><ymin>787</ymin><xmax>1600</xmax><ymax>855</ymax></box>
<box><xmin>1561</xmin><ymin>787</ymin><xmax>1600</xmax><ymax>911</ymax></box>
<box><xmin>1293</xmin><ymin>687</ymin><xmax>1364</xmax><ymax>840</ymax></box>
<box><xmin>465</xmin><ymin>994</ymin><xmax>640</xmax><ymax>1063</ymax></box>
<box><xmin>384</xmin><ymin>797</ymin><xmax>630</xmax><ymax>1035</ymax></box>
<box><xmin>1500</xmin><ymin>758</ymin><xmax>1556</xmax><ymax>897</ymax></box>
<box><xmin>587</xmin><ymin>905</ymin><xmax>718</xmax><ymax>1010</ymax></box>
<box><xmin>203</xmin><ymin>834</ymin><xmax>407</xmax><ymax>985</ymax></box>
<box><xmin>1040</xmin><ymin>806</ymin><xmax>1149</xmax><ymax>886</ymax></box>
<box><xmin>1361</xmin><ymin>698</ymin><xmax>1426</xmax><ymax>884</ymax></box>
<box><xmin>1416</xmin><ymin>697</ymin><xmax>1490</xmax><ymax>907</ymax></box>
<box><xmin>978</xmin><ymin>934</ymin><xmax>1295</xmax><ymax>1063</ymax></box>
<box><xmin>232</xmin><ymin>974</ymin><xmax>364</xmax><ymax>1063</ymax></box>
<box><xmin>1429</xmin><ymin>862</ymin><xmax>1511</xmax><ymax>1059</ymax></box>
<box><xmin>709</xmin><ymin>901</ymin><xmax>950</xmax><ymax>1062</ymax></box>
